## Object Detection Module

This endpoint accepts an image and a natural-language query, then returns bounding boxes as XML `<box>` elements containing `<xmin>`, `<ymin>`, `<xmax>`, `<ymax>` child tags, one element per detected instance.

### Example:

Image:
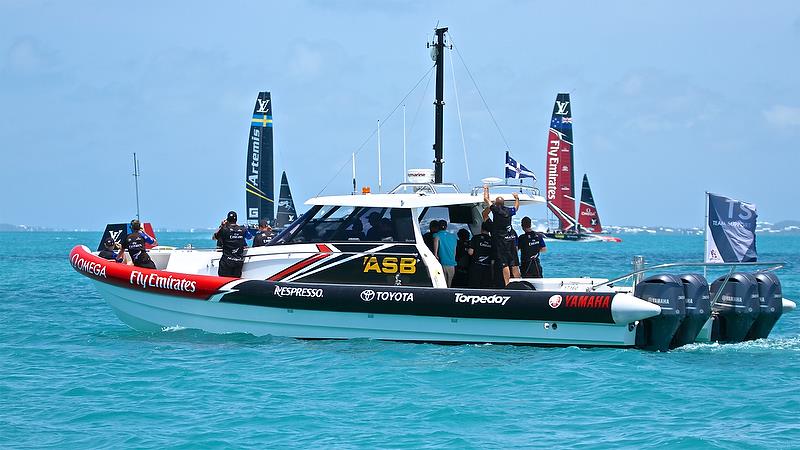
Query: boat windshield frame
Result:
<box><xmin>268</xmin><ymin>204</ymin><xmax>418</xmax><ymax>245</ymax></box>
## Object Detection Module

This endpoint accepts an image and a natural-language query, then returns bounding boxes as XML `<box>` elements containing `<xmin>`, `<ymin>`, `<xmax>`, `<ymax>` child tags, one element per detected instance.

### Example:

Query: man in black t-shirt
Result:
<box><xmin>122</xmin><ymin>219</ymin><xmax>157</xmax><ymax>269</ymax></box>
<box><xmin>98</xmin><ymin>237</ymin><xmax>124</xmax><ymax>263</ymax></box>
<box><xmin>212</xmin><ymin>211</ymin><xmax>254</xmax><ymax>278</ymax></box>
<box><xmin>467</xmin><ymin>220</ymin><xmax>494</xmax><ymax>288</ymax></box>
<box><xmin>252</xmin><ymin>219</ymin><xmax>273</xmax><ymax>247</ymax></box>
<box><xmin>483</xmin><ymin>185</ymin><xmax>521</xmax><ymax>287</ymax></box>
<box><xmin>518</xmin><ymin>216</ymin><xmax>547</xmax><ymax>278</ymax></box>
<box><xmin>422</xmin><ymin>221</ymin><xmax>439</xmax><ymax>253</ymax></box>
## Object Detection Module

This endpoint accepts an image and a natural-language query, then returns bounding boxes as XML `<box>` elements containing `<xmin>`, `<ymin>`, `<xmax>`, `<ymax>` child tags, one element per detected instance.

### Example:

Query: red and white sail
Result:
<box><xmin>545</xmin><ymin>93</ymin><xmax>577</xmax><ymax>230</ymax></box>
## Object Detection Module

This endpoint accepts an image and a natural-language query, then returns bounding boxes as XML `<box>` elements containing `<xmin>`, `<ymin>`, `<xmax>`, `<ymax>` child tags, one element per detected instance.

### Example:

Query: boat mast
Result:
<box><xmin>430</xmin><ymin>27</ymin><xmax>448</xmax><ymax>184</ymax></box>
<box><xmin>132</xmin><ymin>152</ymin><xmax>141</xmax><ymax>220</ymax></box>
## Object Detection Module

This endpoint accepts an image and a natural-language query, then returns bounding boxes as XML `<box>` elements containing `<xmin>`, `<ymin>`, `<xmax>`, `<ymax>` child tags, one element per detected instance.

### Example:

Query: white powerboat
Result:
<box><xmin>70</xmin><ymin>27</ymin><xmax>794</xmax><ymax>350</ymax></box>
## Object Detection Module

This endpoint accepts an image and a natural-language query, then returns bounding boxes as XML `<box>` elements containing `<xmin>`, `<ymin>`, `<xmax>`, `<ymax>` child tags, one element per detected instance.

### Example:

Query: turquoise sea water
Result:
<box><xmin>1</xmin><ymin>232</ymin><xmax>798</xmax><ymax>449</ymax></box>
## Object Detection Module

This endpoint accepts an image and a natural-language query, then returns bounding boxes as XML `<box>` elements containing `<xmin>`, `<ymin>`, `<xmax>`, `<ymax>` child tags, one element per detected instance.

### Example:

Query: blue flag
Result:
<box><xmin>505</xmin><ymin>153</ymin><xmax>536</xmax><ymax>180</ymax></box>
<box><xmin>705</xmin><ymin>193</ymin><xmax>757</xmax><ymax>263</ymax></box>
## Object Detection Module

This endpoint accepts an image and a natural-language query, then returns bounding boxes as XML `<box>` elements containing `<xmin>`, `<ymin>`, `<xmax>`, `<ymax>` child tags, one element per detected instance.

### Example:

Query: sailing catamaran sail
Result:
<box><xmin>578</xmin><ymin>174</ymin><xmax>602</xmax><ymax>233</ymax></box>
<box><xmin>545</xmin><ymin>93</ymin><xmax>577</xmax><ymax>231</ymax></box>
<box><xmin>245</xmin><ymin>92</ymin><xmax>275</xmax><ymax>224</ymax></box>
<box><xmin>275</xmin><ymin>171</ymin><xmax>297</xmax><ymax>229</ymax></box>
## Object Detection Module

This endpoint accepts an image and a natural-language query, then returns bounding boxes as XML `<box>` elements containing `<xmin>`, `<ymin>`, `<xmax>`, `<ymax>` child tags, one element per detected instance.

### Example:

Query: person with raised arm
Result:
<box><xmin>483</xmin><ymin>185</ymin><xmax>521</xmax><ymax>287</ymax></box>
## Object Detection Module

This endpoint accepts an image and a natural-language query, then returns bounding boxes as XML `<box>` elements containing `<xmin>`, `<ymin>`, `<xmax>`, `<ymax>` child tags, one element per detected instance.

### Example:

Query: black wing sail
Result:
<box><xmin>275</xmin><ymin>171</ymin><xmax>298</xmax><ymax>228</ymax></box>
<box><xmin>578</xmin><ymin>174</ymin><xmax>602</xmax><ymax>233</ymax></box>
<box><xmin>245</xmin><ymin>92</ymin><xmax>275</xmax><ymax>224</ymax></box>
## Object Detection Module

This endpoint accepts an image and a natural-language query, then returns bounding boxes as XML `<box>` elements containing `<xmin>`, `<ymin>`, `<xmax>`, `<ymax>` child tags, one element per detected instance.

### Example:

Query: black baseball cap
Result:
<box><xmin>103</xmin><ymin>237</ymin><xmax>115</xmax><ymax>248</ymax></box>
<box><xmin>259</xmin><ymin>219</ymin><xmax>270</xmax><ymax>228</ymax></box>
<box><xmin>226</xmin><ymin>211</ymin><xmax>237</xmax><ymax>223</ymax></box>
<box><xmin>131</xmin><ymin>219</ymin><xmax>141</xmax><ymax>230</ymax></box>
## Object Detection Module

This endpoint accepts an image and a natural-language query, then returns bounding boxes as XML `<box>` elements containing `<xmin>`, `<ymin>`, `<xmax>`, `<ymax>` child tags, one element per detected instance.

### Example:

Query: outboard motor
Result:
<box><xmin>670</xmin><ymin>274</ymin><xmax>712</xmax><ymax>349</ymax></box>
<box><xmin>710</xmin><ymin>273</ymin><xmax>760</xmax><ymax>343</ymax></box>
<box><xmin>634</xmin><ymin>274</ymin><xmax>686</xmax><ymax>351</ymax></box>
<box><xmin>746</xmin><ymin>273</ymin><xmax>783</xmax><ymax>340</ymax></box>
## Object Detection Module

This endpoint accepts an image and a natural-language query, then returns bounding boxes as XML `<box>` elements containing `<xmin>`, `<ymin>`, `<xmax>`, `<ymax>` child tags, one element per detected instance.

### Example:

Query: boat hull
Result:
<box><xmin>93</xmin><ymin>280</ymin><xmax>640</xmax><ymax>346</ymax></box>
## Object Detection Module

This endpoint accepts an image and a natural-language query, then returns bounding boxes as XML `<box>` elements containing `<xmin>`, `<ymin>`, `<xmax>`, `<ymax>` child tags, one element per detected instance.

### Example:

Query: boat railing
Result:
<box><xmin>226</xmin><ymin>249</ymin><xmax>422</xmax><ymax>264</ymax></box>
<box><xmin>591</xmin><ymin>260</ymin><xmax>786</xmax><ymax>307</ymax></box>
<box><xmin>389</xmin><ymin>182</ymin><xmax>461</xmax><ymax>195</ymax></box>
<box><xmin>470</xmin><ymin>184</ymin><xmax>540</xmax><ymax>197</ymax></box>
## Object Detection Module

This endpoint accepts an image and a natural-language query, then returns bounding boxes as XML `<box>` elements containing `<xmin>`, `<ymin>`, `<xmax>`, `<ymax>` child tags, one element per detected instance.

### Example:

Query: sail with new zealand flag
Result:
<box><xmin>545</xmin><ymin>93</ymin><xmax>577</xmax><ymax>231</ymax></box>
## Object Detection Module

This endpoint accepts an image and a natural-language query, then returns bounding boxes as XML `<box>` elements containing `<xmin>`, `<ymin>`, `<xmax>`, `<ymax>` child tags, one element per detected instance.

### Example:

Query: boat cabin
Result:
<box><xmin>159</xmin><ymin>182</ymin><xmax>544</xmax><ymax>288</ymax></box>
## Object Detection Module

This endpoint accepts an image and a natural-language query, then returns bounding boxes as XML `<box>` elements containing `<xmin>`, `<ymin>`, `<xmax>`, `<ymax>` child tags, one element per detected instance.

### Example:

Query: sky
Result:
<box><xmin>1</xmin><ymin>0</ymin><xmax>799</xmax><ymax>229</ymax></box>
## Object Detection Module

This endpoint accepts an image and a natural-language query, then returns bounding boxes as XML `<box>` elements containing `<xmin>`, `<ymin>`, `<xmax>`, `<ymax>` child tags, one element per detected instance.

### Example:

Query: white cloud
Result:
<box><xmin>5</xmin><ymin>37</ymin><xmax>50</xmax><ymax>72</ymax></box>
<box><xmin>763</xmin><ymin>105</ymin><xmax>800</xmax><ymax>128</ymax></box>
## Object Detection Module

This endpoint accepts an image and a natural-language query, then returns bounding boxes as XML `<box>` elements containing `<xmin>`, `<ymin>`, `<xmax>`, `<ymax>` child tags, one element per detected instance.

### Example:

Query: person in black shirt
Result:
<box><xmin>212</xmin><ymin>211</ymin><xmax>253</xmax><ymax>278</ymax></box>
<box><xmin>517</xmin><ymin>216</ymin><xmax>547</xmax><ymax>278</ymax></box>
<box><xmin>365</xmin><ymin>212</ymin><xmax>387</xmax><ymax>241</ymax></box>
<box><xmin>422</xmin><ymin>221</ymin><xmax>439</xmax><ymax>253</ymax></box>
<box><xmin>122</xmin><ymin>219</ymin><xmax>157</xmax><ymax>269</ymax></box>
<box><xmin>98</xmin><ymin>237</ymin><xmax>124</xmax><ymax>263</ymax></box>
<box><xmin>342</xmin><ymin>219</ymin><xmax>366</xmax><ymax>241</ymax></box>
<box><xmin>467</xmin><ymin>220</ymin><xmax>494</xmax><ymax>288</ymax></box>
<box><xmin>452</xmin><ymin>228</ymin><xmax>471</xmax><ymax>287</ymax></box>
<box><xmin>483</xmin><ymin>185</ymin><xmax>520</xmax><ymax>287</ymax></box>
<box><xmin>252</xmin><ymin>219</ymin><xmax>273</xmax><ymax>247</ymax></box>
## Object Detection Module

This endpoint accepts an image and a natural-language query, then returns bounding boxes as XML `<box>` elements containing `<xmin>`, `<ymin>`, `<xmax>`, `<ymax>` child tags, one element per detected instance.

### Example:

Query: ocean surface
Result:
<box><xmin>1</xmin><ymin>232</ymin><xmax>798</xmax><ymax>449</ymax></box>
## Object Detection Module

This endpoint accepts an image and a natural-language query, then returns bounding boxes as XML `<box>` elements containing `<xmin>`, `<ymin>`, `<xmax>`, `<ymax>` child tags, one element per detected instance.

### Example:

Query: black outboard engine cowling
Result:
<box><xmin>634</xmin><ymin>274</ymin><xmax>686</xmax><ymax>352</ymax></box>
<box><xmin>670</xmin><ymin>274</ymin><xmax>712</xmax><ymax>349</ymax></box>
<box><xmin>710</xmin><ymin>273</ymin><xmax>760</xmax><ymax>343</ymax></box>
<box><xmin>746</xmin><ymin>273</ymin><xmax>783</xmax><ymax>340</ymax></box>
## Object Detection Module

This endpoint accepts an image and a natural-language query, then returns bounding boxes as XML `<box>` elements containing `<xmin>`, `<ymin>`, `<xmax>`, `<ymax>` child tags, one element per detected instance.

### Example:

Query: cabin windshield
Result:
<box><xmin>270</xmin><ymin>205</ymin><xmax>416</xmax><ymax>244</ymax></box>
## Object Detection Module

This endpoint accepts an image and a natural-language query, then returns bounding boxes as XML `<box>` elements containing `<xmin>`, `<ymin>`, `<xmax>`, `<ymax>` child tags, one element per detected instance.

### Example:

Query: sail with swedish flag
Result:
<box><xmin>245</xmin><ymin>92</ymin><xmax>275</xmax><ymax>224</ymax></box>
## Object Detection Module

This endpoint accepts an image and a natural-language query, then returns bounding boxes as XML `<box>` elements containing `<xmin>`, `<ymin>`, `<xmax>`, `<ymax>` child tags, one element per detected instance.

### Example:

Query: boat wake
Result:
<box><xmin>675</xmin><ymin>336</ymin><xmax>800</xmax><ymax>353</ymax></box>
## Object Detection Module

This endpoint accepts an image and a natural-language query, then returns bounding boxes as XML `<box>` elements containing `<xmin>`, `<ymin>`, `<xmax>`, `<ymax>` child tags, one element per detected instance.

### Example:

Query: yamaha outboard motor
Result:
<box><xmin>710</xmin><ymin>273</ymin><xmax>760</xmax><ymax>343</ymax></box>
<box><xmin>634</xmin><ymin>274</ymin><xmax>686</xmax><ymax>351</ymax></box>
<box><xmin>746</xmin><ymin>273</ymin><xmax>783</xmax><ymax>340</ymax></box>
<box><xmin>670</xmin><ymin>274</ymin><xmax>712</xmax><ymax>349</ymax></box>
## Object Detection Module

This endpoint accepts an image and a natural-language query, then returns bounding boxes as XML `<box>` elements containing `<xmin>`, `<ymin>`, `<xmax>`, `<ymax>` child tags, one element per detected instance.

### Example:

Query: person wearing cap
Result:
<box><xmin>121</xmin><ymin>219</ymin><xmax>157</xmax><ymax>269</ymax></box>
<box><xmin>467</xmin><ymin>220</ymin><xmax>494</xmax><ymax>288</ymax></box>
<box><xmin>98</xmin><ymin>237</ymin><xmax>124</xmax><ymax>263</ymax></box>
<box><xmin>518</xmin><ymin>216</ymin><xmax>547</xmax><ymax>278</ymax></box>
<box><xmin>483</xmin><ymin>185</ymin><xmax>521</xmax><ymax>287</ymax></box>
<box><xmin>252</xmin><ymin>219</ymin><xmax>273</xmax><ymax>248</ymax></box>
<box><xmin>212</xmin><ymin>211</ymin><xmax>254</xmax><ymax>277</ymax></box>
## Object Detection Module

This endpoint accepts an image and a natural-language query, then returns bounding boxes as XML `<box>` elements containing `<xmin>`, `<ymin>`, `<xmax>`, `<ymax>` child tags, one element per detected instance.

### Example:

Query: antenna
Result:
<box><xmin>133</xmin><ymin>152</ymin><xmax>141</xmax><ymax>220</ymax></box>
<box><xmin>403</xmin><ymin>104</ymin><xmax>407</xmax><ymax>182</ymax></box>
<box><xmin>377</xmin><ymin>119</ymin><xmax>382</xmax><ymax>193</ymax></box>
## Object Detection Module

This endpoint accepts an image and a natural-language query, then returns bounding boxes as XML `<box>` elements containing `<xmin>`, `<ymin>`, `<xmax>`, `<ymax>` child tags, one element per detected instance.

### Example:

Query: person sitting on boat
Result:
<box><xmin>433</xmin><ymin>220</ymin><xmax>458</xmax><ymax>287</ymax></box>
<box><xmin>422</xmin><ymin>221</ymin><xmax>439</xmax><ymax>252</ymax></box>
<box><xmin>344</xmin><ymin>219</ymin><xmax>366</xmax><ymax>241</ymax></box>
<box><xmin>453</xmin><ymin>228</ymin><xmax>471</xmax><ymax>288</ymax></box>
<box><xmin>122</xmin><ymin>219</ymin><xmax>157</xmax><ymax>269</ymax></box>
<box><xmin>212</xmin><ymin>211</ymin><xmax>254</xmax><ymax>278</ymax></box>
<box><xmin>98</xmin><ymin>237</ymin><xmax>124</xmax><ymax>263</ymax></box>
<box><xmin>483</xmin><ymin>185</ymin><xmax>521</xmax><ymax>287</ymax></box>
<box><xmin>467</xmin><ymin>220</ymin><xmax>494</xmax><ymax>288</ymax></box>
<box><xmin>378</xmin><ymin>217</ymin><xmax>395</xmax><ymax>241</ymax></box>
<box><xmin>518</xmin><ymin>216</ymin><xmax>546</xmax><ymax>278</ymax></box>
<box><xmin>365</xmin><ymin>212</ymin><xmax>389</xmax><ymax>241</ymax></box>
<box><xmin>252</xmin><ymin>219</ymin><xmax>273</xmax><ymax>247</ymax></box>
